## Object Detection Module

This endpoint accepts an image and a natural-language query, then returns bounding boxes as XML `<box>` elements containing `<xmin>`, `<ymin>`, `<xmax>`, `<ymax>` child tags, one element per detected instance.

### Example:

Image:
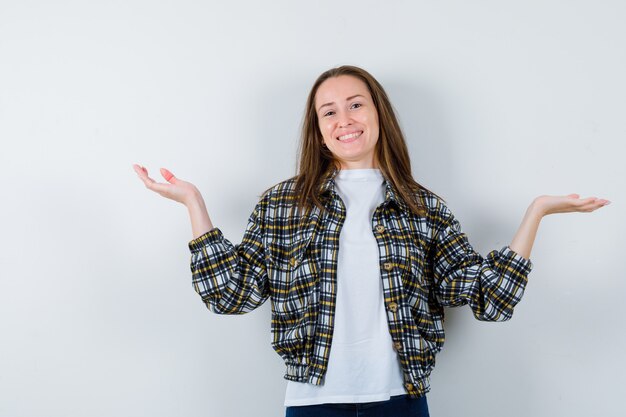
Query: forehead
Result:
<box><xmin>315</xmin><ymin>75</ymin><xmax>371</xmax><ymax>106</ymax></box>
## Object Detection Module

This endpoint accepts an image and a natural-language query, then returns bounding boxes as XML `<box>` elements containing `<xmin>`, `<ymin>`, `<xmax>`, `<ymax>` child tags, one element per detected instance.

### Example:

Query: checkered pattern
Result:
<box><xmin>188</xmin><ymin>167</ymin><xmax>533</xmax><ymax>398</ymax></box>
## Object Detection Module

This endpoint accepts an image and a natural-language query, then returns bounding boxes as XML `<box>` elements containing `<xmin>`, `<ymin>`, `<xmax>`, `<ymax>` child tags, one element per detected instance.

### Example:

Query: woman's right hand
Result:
<box><xmin>132</xmin><ymin>164</ymin><xmax>199</xmax><ymax>206</ymax></box>
<box><xmin>133</xmin><ymin>164</ymin><xmax>215</xmax><ymax>238</ymax></box>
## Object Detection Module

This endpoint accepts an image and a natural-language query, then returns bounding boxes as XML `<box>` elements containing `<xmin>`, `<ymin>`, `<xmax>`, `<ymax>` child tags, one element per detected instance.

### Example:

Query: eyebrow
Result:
<box><xmin>317</xmin><ymin>94</ymin><xmax>365</xmax><ymax>113</ymax></box>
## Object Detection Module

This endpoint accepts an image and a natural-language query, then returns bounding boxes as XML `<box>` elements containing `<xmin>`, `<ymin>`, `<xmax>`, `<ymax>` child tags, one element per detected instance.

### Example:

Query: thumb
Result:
<box><xmin>160</xmin><ymin>167</ymin><xmax>176</xmax><ymax>183</ymax></box>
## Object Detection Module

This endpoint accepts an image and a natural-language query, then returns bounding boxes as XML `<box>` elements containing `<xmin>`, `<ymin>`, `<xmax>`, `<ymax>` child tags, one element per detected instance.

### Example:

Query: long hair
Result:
<box><xmin>263</xmin><ymin>65</ymin><xmax>443</xmax><ymax>218</ymax></box>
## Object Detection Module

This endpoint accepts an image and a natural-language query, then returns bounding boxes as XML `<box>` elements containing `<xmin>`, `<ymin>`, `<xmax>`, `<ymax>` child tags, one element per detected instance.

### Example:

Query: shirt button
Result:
<box><xmin>394</xmin><ymin>341</ymin><xmax>403</xmax><ymax>351</ymax></box>
<box><xmin>289</xmin><ymin>257</ymin><xmax>298</xmax><ymax>267</ymax></box>
<box><xmin>383</xmin><ymin>262</ymin><xmax>393</xmax><ymax>271</ymax></box>
<box><xmin>405</xmin><ymin>383</ymin><xmax>414</xmax><ymax>391</ymax></box>
<box><xmin>388</xmin><ymin>302</ymin><xmax>398</xmax><ymax>312</ymax></box>
<box><xmin>375</xmin><ymin>224</ymin><xmax>385</xmax><ymax>233</ymax></box>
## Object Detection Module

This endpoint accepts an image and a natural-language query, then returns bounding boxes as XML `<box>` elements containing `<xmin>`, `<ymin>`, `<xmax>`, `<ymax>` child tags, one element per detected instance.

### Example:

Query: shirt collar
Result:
<box><xmin>319</xmin><ymin>166</ymin><xmax>410</xmax><ymax>213</ymax></box>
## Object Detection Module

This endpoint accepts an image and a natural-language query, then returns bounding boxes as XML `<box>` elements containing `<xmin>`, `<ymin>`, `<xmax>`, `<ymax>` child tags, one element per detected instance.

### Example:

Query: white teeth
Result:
<box><xmin>337</xmin><ymin>131</ymin><xmax>363</xmax><ymax>141</ymax></box>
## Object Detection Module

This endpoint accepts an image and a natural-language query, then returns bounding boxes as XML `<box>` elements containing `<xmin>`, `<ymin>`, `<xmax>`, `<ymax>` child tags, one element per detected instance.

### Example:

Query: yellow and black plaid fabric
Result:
<box><xmin>188</xmin><ymin>167</ymin><xmax>533</xmax><ymax>398</ymax></box>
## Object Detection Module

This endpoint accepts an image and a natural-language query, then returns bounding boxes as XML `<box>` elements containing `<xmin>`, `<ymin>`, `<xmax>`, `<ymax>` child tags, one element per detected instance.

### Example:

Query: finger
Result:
<box><xmin>133</xmin><ymin>165</ymin><xmax>162</xmax><ymax>190</ymax></box>
<box><xmin>138</xmin><ymin>172</ymin><xmax>168</xmax><ymax>192</ymax></box>
<box><xmin>138</xmin><ymin>174</ymin><xmax>157</xmax><ymax>189</ymax></box>
<box><xmin>592</xmin><ymin>198</ymin><xmax>611</xmax><ymax>206</ymax></box>
<box><xmin>132</xmin><ymin>163</ymin><xmax>143</xmax><ymax>175</ymax></box>
<box><xmin>145</xmin><ymin>181</ymin><xmax>170</xmax><ymax>194</ymax></box>
<box><xmin>578</xmin><ymin>198</ymin><xmax>609</xmax><ymax>212</ymax></box>
<box><xmin>577</xmin><ymin>196</ymin><xmax>597</xmax><ymax>204</ymax></box>
<box><xmin>133</xmin><ymin>163</ymin><xmax>150</xmax><ymax>178</ymax></box>
<box><xmin>160</xmin><ymin>167</ymin><xmax>175</xmax><ymax>182</ymax></box>
<box><xmin>134</xmin><ymin>168</ymin><xmax>153</xmax><ymax>184</ymax></box>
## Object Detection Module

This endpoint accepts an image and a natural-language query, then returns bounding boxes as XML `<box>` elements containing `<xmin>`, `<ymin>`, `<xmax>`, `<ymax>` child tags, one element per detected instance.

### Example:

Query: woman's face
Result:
<box><xmin>314</xmin><ymin>75</ymin><xmax>380</xmax><ymax>170</ymax></box>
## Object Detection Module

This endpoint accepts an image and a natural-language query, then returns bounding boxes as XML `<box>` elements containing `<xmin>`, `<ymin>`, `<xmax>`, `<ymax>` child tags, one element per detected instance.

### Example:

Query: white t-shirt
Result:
<box><xmin>284</xmin><ymin>168</ymin><xmax>407</xmax><ymax>407</ymax></box>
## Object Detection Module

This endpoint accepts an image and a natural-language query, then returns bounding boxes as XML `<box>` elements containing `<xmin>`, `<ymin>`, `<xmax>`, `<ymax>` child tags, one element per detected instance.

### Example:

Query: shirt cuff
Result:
<box><xmin>502</xmin><ymin>245</ymin><xmax>534</xmax><ymax>275</ymax></box>
<box><xmin>188</xmin><ymin>227</ymin><xmax>223</xmax><ymax>253</ymax></box>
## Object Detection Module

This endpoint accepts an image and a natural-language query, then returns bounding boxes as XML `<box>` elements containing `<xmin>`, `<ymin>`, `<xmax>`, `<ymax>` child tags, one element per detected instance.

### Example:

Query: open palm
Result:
<box><xmin>132</xmin><ymin>164</ymin><xmax>198</xmax><ymax>206</ymax></box>
<box><xmin>535</xmin><ymin>193</ymin><xmax>610</xmax><ymax>216</ymax></box>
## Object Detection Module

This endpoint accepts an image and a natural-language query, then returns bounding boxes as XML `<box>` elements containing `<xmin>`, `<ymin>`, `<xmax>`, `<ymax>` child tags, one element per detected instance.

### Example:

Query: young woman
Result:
<box><xmin>133</xmin><ymin>65</ymin><xmax>610</xmax><ymax>417</ymax></box>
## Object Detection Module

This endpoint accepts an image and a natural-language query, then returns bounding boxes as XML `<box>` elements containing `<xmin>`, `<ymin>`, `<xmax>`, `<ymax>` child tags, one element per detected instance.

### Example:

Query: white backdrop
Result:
<box><xmin>1</xmin><ymin>1</ymin><xmax>624</xmax><ymax>416</ymax></box>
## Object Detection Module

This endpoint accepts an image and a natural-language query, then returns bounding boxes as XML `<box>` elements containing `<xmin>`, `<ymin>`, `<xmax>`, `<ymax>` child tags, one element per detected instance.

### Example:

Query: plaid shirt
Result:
<box><xmin>188</xmin><ymin>168</ymin><xmax>534</xmax><ymax>398</ymax></box>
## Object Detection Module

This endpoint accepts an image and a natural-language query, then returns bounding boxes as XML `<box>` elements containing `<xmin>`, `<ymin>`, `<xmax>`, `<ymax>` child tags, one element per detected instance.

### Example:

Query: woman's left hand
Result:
<box><xmin>509</xmin><ymin>194</ymin><xmax>610</xmax><ymax>260</ymax></box>
<box><xmin>533</xmin><ymin>194</ymin><xmax>611</xmax><ymax>217</ymax></box>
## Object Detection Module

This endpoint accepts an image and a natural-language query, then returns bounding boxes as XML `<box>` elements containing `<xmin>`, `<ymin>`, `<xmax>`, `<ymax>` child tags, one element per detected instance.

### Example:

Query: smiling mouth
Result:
<box><xmin>336</xmin><ymin>131</ymin><xmax>363</xmax><ymax>141</ymax></box>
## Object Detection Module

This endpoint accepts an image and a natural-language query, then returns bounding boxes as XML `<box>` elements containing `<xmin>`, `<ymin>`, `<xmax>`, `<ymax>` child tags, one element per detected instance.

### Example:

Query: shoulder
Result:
<box><xmin>408</xmin><ymin>186</ymin><xmax>459</xmax><ymax>236</ymax></box>
<box><xmin>414</xmin><ymin>187</ymin><xmax>450</xmax><ymax>217</ymax></box>
<box><xmin>250</xmin><ymin>175</ymin><xmax>300</xmax><ymax>217</ymax></box>
<box><xmin>259</xmin><ymin>175</ymin><xmax>299</xmax><ymax>201</ymax></box>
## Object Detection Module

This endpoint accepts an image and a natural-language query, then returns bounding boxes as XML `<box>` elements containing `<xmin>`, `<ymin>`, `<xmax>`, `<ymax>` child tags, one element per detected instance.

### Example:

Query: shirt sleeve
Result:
<box><xmin>431</xmin><ymin>201</ymin><xmax>534</xmax><ymax>322</ymax></box>
<box><xmin>187</xmin><ymin>198</ymin><xmax>270</xmax><ymax>315</ymax></box>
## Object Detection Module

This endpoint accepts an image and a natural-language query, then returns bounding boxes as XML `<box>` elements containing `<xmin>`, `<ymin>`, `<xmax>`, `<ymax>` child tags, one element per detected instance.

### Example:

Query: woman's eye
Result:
<box><xmin>323</xmin><ymin>103</ymin><xmax>360</xmax><ymax>117</ymax></box>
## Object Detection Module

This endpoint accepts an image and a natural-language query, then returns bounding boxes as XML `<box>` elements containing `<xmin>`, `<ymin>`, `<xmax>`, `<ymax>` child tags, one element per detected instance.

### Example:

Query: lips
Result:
<box><xmin>336</xmin><ymin>131</ymin><xmax>363</xmax><ymax>141</ymax></box>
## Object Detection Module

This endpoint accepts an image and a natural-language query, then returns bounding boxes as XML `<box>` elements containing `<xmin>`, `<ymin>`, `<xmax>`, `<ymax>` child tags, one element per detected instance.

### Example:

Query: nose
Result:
<box><xmin>337</xmin><ymin>110</ymin><xmax>352</xmax><ymax>128</ymax></box>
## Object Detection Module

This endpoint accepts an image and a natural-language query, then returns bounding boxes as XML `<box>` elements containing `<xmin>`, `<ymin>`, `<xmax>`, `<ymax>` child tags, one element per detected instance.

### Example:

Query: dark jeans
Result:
<box><xmin>285</xmin><ymin>394</ymin><xmax>429</xmax><ymax>417</ymax></box>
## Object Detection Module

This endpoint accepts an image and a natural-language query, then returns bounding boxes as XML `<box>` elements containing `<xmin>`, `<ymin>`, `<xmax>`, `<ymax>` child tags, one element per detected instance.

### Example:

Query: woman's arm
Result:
<box><xmin>430</xmin><ymin>193</ymin><xmax>610</xmax><ymax>321</ymax></box>
<box><xmin>508</xmin><ymin>194</ymin><xmax>611</xmax><ymax>260</ymax></box>
<box><xmin>133</xmin><ymin>163</ymin><xmax>270</xmax><ymax>314</ymax></box>
<box><xmin>186</xmin><ymin>190</ymin><xmax>215</xmax><ymax>239</ymax></box>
